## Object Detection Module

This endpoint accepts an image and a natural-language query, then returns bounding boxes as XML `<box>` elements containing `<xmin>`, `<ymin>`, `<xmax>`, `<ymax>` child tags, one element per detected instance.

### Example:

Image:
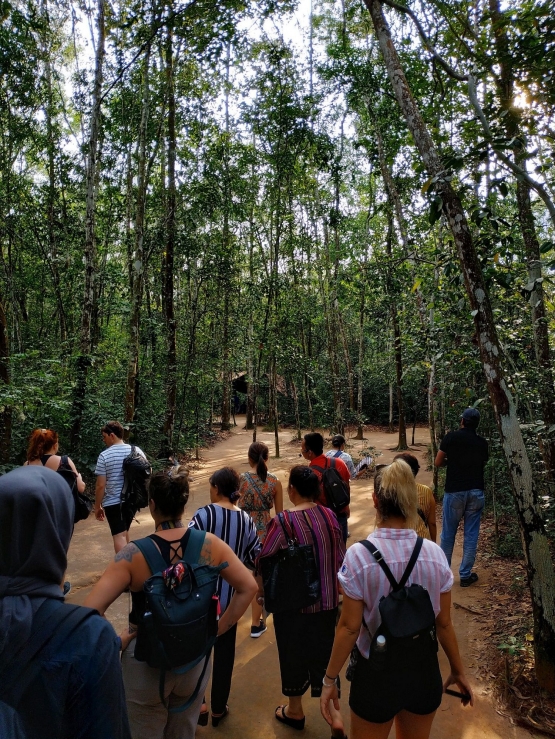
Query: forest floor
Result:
<box><xmin>66</xmin><ymin>418</ymin><xmax>541</xmax><ymax>739</ymax></box>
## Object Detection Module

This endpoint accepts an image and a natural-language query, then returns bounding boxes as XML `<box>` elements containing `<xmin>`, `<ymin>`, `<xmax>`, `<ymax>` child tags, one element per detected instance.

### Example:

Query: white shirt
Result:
<box><xmin>338</xmin><ymin>528</ymin><xmax>453</xmax><ymax>657</ymax></box>
<box><xmin>325</xmin><ymin>449</ymin><xmax>355</xmax><ymax>478</ymax></box>
<box><xmin>95</xmin><ymin>443</ymin><xmax>146</xmax><ymax>507</ymax></box>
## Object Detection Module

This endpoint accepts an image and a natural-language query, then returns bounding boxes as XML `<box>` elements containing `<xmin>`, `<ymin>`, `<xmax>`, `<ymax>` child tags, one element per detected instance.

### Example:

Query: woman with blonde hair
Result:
<box><xmin>238</xmin><ymin>441</ymin><xmax>283</xmax><ymax>637</ymax></box>
<box><xmin>320</xmin><ymin>458</ymin><xmax>473</xmax><ymax>739</ymax></box>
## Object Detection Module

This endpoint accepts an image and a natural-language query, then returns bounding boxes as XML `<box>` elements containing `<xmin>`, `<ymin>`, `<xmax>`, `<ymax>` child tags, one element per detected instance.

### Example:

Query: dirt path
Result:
<box><xmin>67</xmin><ymin>421</ymin><xmax>536</xmax><ymax>739</ymax></box>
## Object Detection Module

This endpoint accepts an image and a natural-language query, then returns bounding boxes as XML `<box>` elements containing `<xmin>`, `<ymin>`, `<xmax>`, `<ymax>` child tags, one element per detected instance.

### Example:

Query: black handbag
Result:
<box><xmin>261</xmin><ymin>511</ymin><xmax>321</xmax><ymax>614</ymax></box>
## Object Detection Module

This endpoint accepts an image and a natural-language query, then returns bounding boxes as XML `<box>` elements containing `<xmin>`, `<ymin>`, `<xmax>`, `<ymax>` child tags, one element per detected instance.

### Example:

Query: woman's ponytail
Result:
<box><xmin>248</xmin><ymin>442</ymin><xmax>269</xmax><ymax>483</ymax></box>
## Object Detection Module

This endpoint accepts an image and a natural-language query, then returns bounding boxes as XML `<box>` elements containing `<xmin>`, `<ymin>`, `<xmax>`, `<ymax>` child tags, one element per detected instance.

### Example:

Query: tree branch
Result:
<box><xmin>380</xmin><ymin>0</ymin><xmax>468</xmax><ymax>81</ymax></box>
<box><xmin>467</xmin><ymin>74</ymin><xmax>555</xmax><ymax>228</ymax></box>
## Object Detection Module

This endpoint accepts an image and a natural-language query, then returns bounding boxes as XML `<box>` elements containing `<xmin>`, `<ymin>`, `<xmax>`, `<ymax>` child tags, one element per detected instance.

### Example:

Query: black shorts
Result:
<box><xmin>273</xmin><ymin>608</ymin><xmax>338</xmax><ymax>697</ymax></box>
<box><xmin>349</xmin><ymin>644</ymin><xmax>443</xmax><ymax>723</ymax></box>
<box><xmin>104</xmin><ymin>503</ymin><xmax>135</xmax><ymax>536</ymax></box>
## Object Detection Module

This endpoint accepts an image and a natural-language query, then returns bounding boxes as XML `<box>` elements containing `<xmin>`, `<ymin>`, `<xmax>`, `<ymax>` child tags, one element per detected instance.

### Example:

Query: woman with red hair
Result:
<box><xmin>25</xmin><ymin>428</ymin><xmax>85</xmax><ymax>495</ymax></box>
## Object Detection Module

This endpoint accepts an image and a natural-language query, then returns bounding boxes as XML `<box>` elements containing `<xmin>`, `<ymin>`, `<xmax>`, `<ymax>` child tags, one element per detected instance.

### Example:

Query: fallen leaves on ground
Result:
<box><xmin>472</xmin><ymin>512</ymin><xmax>555</xmax><ymax>732</ymax></box>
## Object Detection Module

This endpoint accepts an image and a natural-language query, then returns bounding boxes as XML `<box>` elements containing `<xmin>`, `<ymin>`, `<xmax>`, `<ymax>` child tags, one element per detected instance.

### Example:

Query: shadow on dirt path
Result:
<box><xmin>67</xmin><ymin>418</ymin><xmax>537</xmax><ymax>739</ymax></box>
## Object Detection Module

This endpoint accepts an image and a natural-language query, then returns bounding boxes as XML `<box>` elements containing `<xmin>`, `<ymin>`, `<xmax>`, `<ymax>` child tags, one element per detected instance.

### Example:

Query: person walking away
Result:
<box><xmin>190</xmin><ymin>467</ymin><xmax>261</xmax><ymax>726</ymax></box>
<box><xmin>238</xmin><ymin>442</ymin><xmax>283</xmax><ymax>637</ymax></box>
<box><xmin>25</xmin><ymin>428</ymin><xmax>86</xmax><ymax>496</ymax></box>
<box><xmin>320</xmin><ymin>459</ymin><xmax>473</xmax><ymax>739</ymax></box>
<box><xmin>301</xmin><ymin>432</ymin><xmax>350</xmax><ymax>543</ymax></box>
<box><xmin>84</xmin><ymin>466</ymin><xmax>257</xmax><ymax>739</ymax></box>
<box><xmin>435</xmin><ymin>408</ymin><xmax>489</xmax><ymax>587</ymax></box>
<box><xmin>394</xmin><ymin>452</ymin><xmax>437</xmax><ymax>542</ymax></box>
<box><xmin>0</xmin><ymin>466</ymin><xmax>131</xmax><ymax>739</ymax></box>
<box><xmin>94</xmin><ymin>420</ymin><xmax>147</xmax><ymax>553</ymax></box>
<box><xmin>325</xmin><ymin>435</ymin><xmax>355</xmax><ymax>479</ymax></box>
<box><xmin>257</xmin><ymin>466</ymin><xmax>345</xmax><ymax>732</ymax></box>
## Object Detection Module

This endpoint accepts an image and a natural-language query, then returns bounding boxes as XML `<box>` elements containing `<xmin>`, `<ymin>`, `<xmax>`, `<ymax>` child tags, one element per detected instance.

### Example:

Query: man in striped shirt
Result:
<box><xmin>94</xmin><ymin>420</ymin><xmax>147</xmax><ymax>553</ymax></box>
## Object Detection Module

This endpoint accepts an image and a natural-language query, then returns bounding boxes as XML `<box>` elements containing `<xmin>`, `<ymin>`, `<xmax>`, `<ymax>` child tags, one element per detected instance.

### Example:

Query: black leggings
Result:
<box><xmin>210</xmin><ymin>623</ymin><xmax>237</xmax><ymax>714</ymax></box>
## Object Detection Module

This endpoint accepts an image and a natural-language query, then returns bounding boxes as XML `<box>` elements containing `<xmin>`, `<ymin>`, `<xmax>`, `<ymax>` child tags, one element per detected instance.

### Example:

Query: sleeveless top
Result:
<box><xmin>238</xmin><ymin>471</ymin><xmax>278</xmax><ymax>542</ymax></box>
<box><xmin>129</xmin><ymin>531</ymin><xmax>190</xmax><ymax>632</ymax></box>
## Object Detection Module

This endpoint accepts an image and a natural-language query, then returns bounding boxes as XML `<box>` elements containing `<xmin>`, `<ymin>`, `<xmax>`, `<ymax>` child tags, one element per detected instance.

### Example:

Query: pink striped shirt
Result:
<box><xmin>338</xmin><ymin>528</ymin><xmax>453</xmax><ymax>658</ymax></box>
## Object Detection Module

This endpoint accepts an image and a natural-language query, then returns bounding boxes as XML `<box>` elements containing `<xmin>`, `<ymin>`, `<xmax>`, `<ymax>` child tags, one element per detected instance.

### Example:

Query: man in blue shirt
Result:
<box><xmin>435</xmin><ymin>408</ymin><xmax>489</xmax><ymax>587</ymax></box>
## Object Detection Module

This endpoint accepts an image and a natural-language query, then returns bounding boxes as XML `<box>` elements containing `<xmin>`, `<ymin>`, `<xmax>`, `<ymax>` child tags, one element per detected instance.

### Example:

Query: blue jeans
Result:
<box><xmin>440</xmin><ymin>490</ymin><xmax>484</xmax><ymax>579</ymax></box>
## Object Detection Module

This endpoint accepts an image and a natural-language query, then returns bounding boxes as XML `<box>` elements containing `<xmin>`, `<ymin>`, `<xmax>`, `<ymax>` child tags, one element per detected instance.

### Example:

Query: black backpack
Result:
<box><xmin>42</xmin><ymin>456</ymin><xmax>92</xmax><ymax>524</ymax></box>
<box><xmin>359</xmin><ymin>537</ymin><xmax>437</xmax><ymax>669</ymax></box>
<box><xmin>311</xmin><ymin>458</ymin><xmax>350</xmax><ymax>514</ymax></box>
<box><xmin>121</xmin><ymin>445</ymin><xmax>151</xmax><ymax>510</ymax></box>
<box><xmin>133</xmin><ymin>529</ymin><xmax>227</xmax><ymax>712</ymax></box>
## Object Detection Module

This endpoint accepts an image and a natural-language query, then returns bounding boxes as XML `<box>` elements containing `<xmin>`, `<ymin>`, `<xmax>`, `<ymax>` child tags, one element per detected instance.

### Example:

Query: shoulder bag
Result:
<box><xmin>260</xmin><ymin>511</ymin><xmax>321</xmax><ymax>614</ymax></box>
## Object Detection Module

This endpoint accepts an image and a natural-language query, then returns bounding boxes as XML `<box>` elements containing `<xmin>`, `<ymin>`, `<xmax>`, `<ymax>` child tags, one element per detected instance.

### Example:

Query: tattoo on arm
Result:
<box><xmin>198</xmin><ymin>538</ymin><xmax>213</xmax><ymax>566</ymax></box>
<box><xmin>114</xmin><ymin>543</ymin><xmax>140</xmax><ymax>563</ymax></box>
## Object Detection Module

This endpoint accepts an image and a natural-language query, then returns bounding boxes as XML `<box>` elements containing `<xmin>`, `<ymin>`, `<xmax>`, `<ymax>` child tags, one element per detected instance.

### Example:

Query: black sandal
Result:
<box><xmin>212</xmin><ymin>706</ymin><xmax>229</xmax><ymax>727</ymax></box>
<box><xmin>275</xmin><ymin>705</ymin><xmax>305</xmax><ymax>731</ymax></box>
<box><xmin>197</xmin><ymin>711</ymin><xmax>209</xmax><ymax>726</ymax></box>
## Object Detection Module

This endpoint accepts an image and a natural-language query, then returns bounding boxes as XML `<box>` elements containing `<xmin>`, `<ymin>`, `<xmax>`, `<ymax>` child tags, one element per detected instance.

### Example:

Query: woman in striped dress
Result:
<box><xmin>189</xmin><ymin>467</ymin><xmax>260</xmax><ymax>727</ymax></box>
<box><xmin>256</xmin><ymin>466</ymin><xmax>346</xmax><ymax>732</ymax></box>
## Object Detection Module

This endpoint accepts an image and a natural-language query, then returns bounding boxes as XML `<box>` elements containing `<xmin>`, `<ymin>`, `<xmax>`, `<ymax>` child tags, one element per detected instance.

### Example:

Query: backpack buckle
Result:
<box><xmin>372</xmin><ymin>549</ymin><xmax>384</xmax><ymax>563</ymax></box>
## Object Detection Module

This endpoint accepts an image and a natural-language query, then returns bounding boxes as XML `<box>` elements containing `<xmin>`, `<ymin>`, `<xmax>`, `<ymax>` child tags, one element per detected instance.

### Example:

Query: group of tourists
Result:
<box><xmin>0</xmin><ymin>407</ymin><xmax>490</xmax><ymax>739</ymax></box>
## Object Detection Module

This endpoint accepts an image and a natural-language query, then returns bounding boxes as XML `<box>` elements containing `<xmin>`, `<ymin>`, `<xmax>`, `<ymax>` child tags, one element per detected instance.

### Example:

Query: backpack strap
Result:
<box><xmin>358</xmin><ymin>536</ymin><xmax>424</xmax><ymax>592</ymax></box>
<box><xmin>334</xmin><ymin>450</ymin><xmax>343</xmax><ymax>458</ymax></box>
<box><xmin>182</xmin><ymin>528</ymin><xmax>205</xmax><ymax>564</ymax></box>
<box><xmin>134</xmin><ymin>537</ymin><xmax>168</xmax><ymax>574</ymax></box>
<box><xmin>358</xmin><ymin>540</ymin><xmax>399</xmax><ymax>590</ymax></box>
<box><xmin>0</xmin><ymin>600</ymin><xmax>97</xmax><ymax>707</ymax></box>
<box><xmin>60</xmin><ymin>454</ymin><xmax>69</xmax><ymax>467</ymax></box>
<box><xmin>398</xmin><ymin>536</ymin><xmax>424</xmax><ymax>588</ymax></box>
<box><xmin>277</xmin><ymin>511</ymin><xmax>296</xmax><ymax>545</ymax></box>
<box><xmin>135</xmin><ymin>529</ymin><xmax>208</xmax><ymax>574</ymax></box>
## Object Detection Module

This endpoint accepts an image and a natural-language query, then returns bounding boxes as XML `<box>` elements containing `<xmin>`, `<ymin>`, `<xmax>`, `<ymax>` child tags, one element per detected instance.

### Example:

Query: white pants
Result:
<box><xmin>122</xmin><ymin>645</ymin><xmax>211</xmax><ymax>739</ymax></box>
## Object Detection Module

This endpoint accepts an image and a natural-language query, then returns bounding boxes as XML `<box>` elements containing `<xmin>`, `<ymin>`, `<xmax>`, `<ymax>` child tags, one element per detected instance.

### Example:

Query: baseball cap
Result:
<box><xmin>461</xmin><ymin>408</ymin><xmax>480</xmax><ymax>425</ymax></box>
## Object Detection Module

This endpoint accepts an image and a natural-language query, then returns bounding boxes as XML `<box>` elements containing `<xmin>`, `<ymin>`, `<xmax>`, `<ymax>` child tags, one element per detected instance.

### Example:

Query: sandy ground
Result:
<box><xmin>66</xmin><ymin>420</ymin><xmax>537</xmax><ymax>739</ymax></box>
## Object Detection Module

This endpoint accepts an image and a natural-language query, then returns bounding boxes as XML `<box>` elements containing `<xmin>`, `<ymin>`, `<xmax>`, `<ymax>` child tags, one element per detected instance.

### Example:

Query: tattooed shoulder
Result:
<box><xmin>198</xmin><ymin>536</ymin><xmax>213</xmax><ymax>566</ymax></box>
<box><xmin>114</xmin><ymin>542</ymin><xmax>140</xmax><ymax>563</ymax></box>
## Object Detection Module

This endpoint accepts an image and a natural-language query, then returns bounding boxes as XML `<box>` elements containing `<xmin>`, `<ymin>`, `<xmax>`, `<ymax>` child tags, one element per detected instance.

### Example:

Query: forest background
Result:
<box><xmin>1</xmin><ymin>0</ymin><xmax>555</xmax><ymax>691</ymax></box>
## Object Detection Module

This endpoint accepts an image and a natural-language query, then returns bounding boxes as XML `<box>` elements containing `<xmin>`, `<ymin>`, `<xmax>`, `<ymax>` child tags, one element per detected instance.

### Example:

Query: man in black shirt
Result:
<box><xmin>435</xmin><ymin>408</ymin><xmax>489</xmax><ymax>587</ymax></box>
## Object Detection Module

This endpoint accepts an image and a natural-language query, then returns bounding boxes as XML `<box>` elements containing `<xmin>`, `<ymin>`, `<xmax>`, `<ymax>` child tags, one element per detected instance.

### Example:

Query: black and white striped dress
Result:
<box><xmin>189</xmin><ymin>504</ymin><xmax>260</xmax><ymax>612</ymax></box>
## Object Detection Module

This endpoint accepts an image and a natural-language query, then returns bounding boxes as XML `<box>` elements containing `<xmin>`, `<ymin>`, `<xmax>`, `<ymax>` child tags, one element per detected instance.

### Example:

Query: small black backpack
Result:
<box><xmin>121</xmin><ymin>445</ymin><xmax>151</xmax><ymax>510</ymax></box>
<box><xmin>311</xmin><ymin>458</ymin><xmax>350</xmax><ymax>514</ymax></box>
<box><xmin>42</xmin><ymin>455</ymin><xmax>92</xmax><ymax>523</ymax></box>
<box><xmin>359</xmin><ymin>536</ymin><xmax>437</xmax><ymax>669</ymax></box>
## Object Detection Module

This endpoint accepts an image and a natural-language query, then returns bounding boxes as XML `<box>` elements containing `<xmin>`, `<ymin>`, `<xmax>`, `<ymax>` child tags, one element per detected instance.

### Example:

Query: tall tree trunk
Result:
<box><xmin>124</xmin><ymin>47</ymin><xmax>151</xmax><ymax>433</ymax></box>
<box><xmin>291</xmin><ymin>378</ymin><xmax>301</xmax><ymax>441</ymax></box>
<box><xmin>385</xmin><ymin>213</ymin><xmax>407</xmax><ymax>449</ymax></box>
<box><xmin>0</xmin><ymin>293</ymin><xmax>11</xmax><ymax>463</ymax></box>
<box><xmin>272</xmin><ymin>357</ymin><xmax>280</xmax><ymax>457</ymax></box>
<box><xmin>355</xmin><ymin>275</ymin><xmax>365</xmax><ymax>440</ymax></box>
<box><xmin>69</xmin><ymin>0</ymin><xmax>105</xmax><ymax>451</ymax></box>
<box><xmin>365</xmin><ymin>0</ymin><xmax>555</xmax><ymax>689</ymax></box>
<box><xmin>488</xmin><ymin>0</ymin><xmax>555</xmax><ymax>482</ymax></box>
<box><xmin>161</xmin><ymin>13</ymin><xmax>177</xmax><ymax>456</ymax></box>
<box><xmin>220</xmin><ymin>292</ymin><xmax>232</xmax><ymax>431</ymax></box>
<box><xmin>41</xmin><ymin>0</ymin><xmax>67</xmax><ymax>343</ymax></box>
<box><xmin>389</xmin><ymin>382</ymin><xmax>394</xmax><ymax>433</ymax></box>
<box><xmin>220</xmin><ymin>44</ymin><xmax>232</xmax><ymax>432</ymax></box>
